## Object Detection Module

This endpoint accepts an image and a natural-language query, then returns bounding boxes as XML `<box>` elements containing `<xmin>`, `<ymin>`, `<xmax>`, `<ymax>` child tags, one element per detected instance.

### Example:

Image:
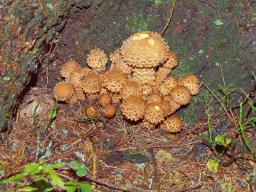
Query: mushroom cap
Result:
<box><xmin>159</xmin><ymin>76</ymin><xmax>178</xmax><ymax>96</ymax></box>
<box><xmin>103</xmin><ymin>104</ymin><xmax>116</xmax><ymax>118</ymax></box>
<box><xmin>73</xmin><ymin>87</ymin><xmax>86</xmax><ymax>101</ymax></box>
<box><xmin>121</xmin><ymin>95</ymin><xmax>146</xmax><ymax>121</ymax></box>
<box><xmin>86</xmin><ymin>48</ymin><xmax>108</xmax><ymax>72</ymax></box>
<box><xmin>160</xmin><ymin>115</ymin><xmax>183</xmax><ymax>133</ymax></box>
<box><xmin>68</xmin><ymin>70</ymin><xmax>85</xmax><ymax>88</ymax></box>
<box><xmin>147</xmin><ymin>92</ymin><xmax>163</xmax><ymax>104</ymax></box>
<box><xmin>132</xmin><ymin>68</ymin><xmax>156</xmax><ymax>84</ymax></box>
<box><xmin>178</xmin><ymin>75</ymin><xmax>200</xmax><ymax>95</ymax></box>
<box><xmin>162</xmin><ymin>51</ymin><xmax>178</xmax><ymax>69</ymax></box>
<box><xmin>99</xmin><ymin>93</ymin><xmax>112</xmax><ymax>106</ymax></box>
<box><xmin>170</xmin><ymin>85</ymin><xmax>191</xmax><ymax>105</ymax></box>
<box><xmin>140</xmin><ymin>120</ymin><xmax>155</xmax><ymax>129</ymax></box>
<box><xmin>121</xmin><ymin>80</ymin><xmax>142</xmax><ymax>99</ymax></box>
<box><xmin>155</xmin><ymin>67</ymin><xmax>171</xmax><ymax>86</ymax></box>
<box><xmin>144</xmin><ymin>103</ymin><xmax>165</xmax><ymax>124</ymax></box>
<box><xmin>60</xmin><ymin>59</ymin><xmax>81</xmax><ymax>79</ymax></box>
<box><xmin>120</xmin><ymin>31</ymin><xmax>169</xmax><ymax>68</ymax></box>
<box><xmin>54</xmin><ymin>81</ymin><xmax>74</xmax><ymax>101</ymax></box>
<box><xmin>111</xmin><ymin>93</ymin><xmax>122</xmax><ymax>104</ymax></box>
<box><xmin>102</xmin><ymin>68</ymin><xmax>127</xmax><ymax>93</ymax></box>
<box><xmin>81</xmin><ymin>71</ymin><xmax>101</xmax><ymax>94</ymax></box>
<box><xmin>110</xmin><ymin>49</ymin><xmax>132</xmax><ymax>75</ymax></box>
<box><xmin>84</xmin><ymin>105</ymin><xmax>97</xmax><ymax>117</ymax></box>
<box><xmin>140</xmin><ymin>84</ymin><xmax>153</xmax><ymax>97</ymax></box>
<box><xmin>162</xmin><ymin>96</ymin><xmax>181</xmax><ymax>117</ymax></box>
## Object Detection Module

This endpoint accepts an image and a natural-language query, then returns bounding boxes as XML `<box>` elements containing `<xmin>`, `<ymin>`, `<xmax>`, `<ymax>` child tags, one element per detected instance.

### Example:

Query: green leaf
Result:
<box><xmin>215</xmin><ymin>135</ymin><xmax>225</xmax><ymax>145</ymax></box>
<box><xmin>225</xmin><ymin>137</ymin><xmax>232</xmax><ymax>145</ymax></box>
<box><xmin>76</xmin><ymin>165</ymin><xmax>88</xmax><ymax>177</ymax></box>
<box><xmin>64</xmin><ymin>182</ymin><xmax>79</xmax><ymax>192</ymax></box>
<box><xmin>214</xmin><ymin>18</ymin><xmax>224</xmax><ymax>26</ymax></box>
<box><xmin>48</xmin><ymin>170</ymin><xmax>64</xmax><ymax>188</ymax></box>
<box><xmin>69</xmin><ymin>161</ymin><xmax>80</xmax><ymax>170</ymax></box>
<box><xmin>79</xmin><ymin>182</ymin><xmax>92</xmax><ymax>192</ymax></box>
<box><xmin>207</xmin><ymin>159</ymin><xmax>219</xmax><ymax>173</ymax></box>
<box><xmin>24</xmin><ymin>163</ymin><xmax>42</xmax><ymax>175</ymax></box>
<box><xmin>19</xmin><ymin>186</ymin><xmax>38</xmax><ymax>192</ymax></box>
<box><xmin>2</xmin><ymin>76</ymin><xmax>11</xmax><ymax>81</ymax></box>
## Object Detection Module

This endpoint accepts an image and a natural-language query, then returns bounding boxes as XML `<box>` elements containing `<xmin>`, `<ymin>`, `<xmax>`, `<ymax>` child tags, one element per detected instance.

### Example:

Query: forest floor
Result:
<box><xmin>0</xmin><ymin>0</ymin><xmax>256</xmax><ymax>191</ymax></box>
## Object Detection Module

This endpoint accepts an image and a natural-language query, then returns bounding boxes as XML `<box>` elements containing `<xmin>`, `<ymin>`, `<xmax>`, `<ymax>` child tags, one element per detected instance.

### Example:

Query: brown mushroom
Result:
<box><xmin>53</xmin><ymin>81</ymin><xmax>74</xmax><ymax>102</ymax></box>
<box><xmin>121</xmin><ymin>95</ymin><xmax>146</xmax><ymax>121</ymax></box>
<box><xmin>99</xmin><ymin>93</ymin><xmax>112</xmax><ymax>107</ymax></box>
<box><xmin>159</xmin><ymin>76</ymin><xmax>178</xmax><ymax>96</ymax></box>
<box><xmin>86</xmin><ymin>48</ymin><xmax>108</xmax><ymax>72</ymax></box>
<box><xmin>81</xmin><ymin>71</ymin><xmax>101</xmax><ymax>94</ymax></box>
<box><xmin>121</xmin><ymin>80</ymin><xmax>142</xmax><ymax>99</ymax></box>
<box><xmin>162</xmin><ymin>51</ymin><xmax>178</xmax><ymax>69</ymax></box>
<box><xmin>178</xmin><ymin>75</ymin><xmax>200</xmax><ymax>95</ymax></box>
<box><xmin>170</xmin><ymin>86</ymin><xmax>191</xmax><ymax>105</ymax></box>
<box><xmin>144</xmin><ymin>103</ymin><xmax>165</xmax><ymax>124</ymax></box>
<box><xmin>83</xmin><ymin>105</ymin><xmax>97</xmax><ymax>117</ymax></box>
<box><xmin>103</xmin><ymin>104</ymin><xmax>116</xmax><ymax>118</ymax></box>
<box><xmin>160</xmin><ymin>115</ymin><xmax>183</xmax><ymax>133</ymax></box>
<box><xmin>60</xmin><ymin>59</ymin><xmax>81</xmax><ymax>79</ymax></box>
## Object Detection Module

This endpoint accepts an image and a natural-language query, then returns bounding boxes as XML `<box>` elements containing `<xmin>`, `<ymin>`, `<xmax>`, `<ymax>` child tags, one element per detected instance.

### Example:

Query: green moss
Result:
<box><xmin>125</xmin><ymin>13</ymin><xmax>157</xmax><ymax>33</ymax></box>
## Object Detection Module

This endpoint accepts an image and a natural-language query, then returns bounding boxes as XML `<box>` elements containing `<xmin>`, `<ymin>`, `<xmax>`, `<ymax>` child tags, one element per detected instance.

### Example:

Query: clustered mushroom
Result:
<box><xmin>53</xmin><ymin>31</ymin><xmax>200</xmax><ymax>133</ymax></box>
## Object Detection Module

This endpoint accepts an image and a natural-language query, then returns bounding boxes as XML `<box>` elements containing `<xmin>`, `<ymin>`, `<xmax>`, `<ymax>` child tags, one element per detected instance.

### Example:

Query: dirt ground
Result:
<box><xmin>0</xmin><ymin>0</ymin><xmax>256</xmax><ymax>191</ymax></box>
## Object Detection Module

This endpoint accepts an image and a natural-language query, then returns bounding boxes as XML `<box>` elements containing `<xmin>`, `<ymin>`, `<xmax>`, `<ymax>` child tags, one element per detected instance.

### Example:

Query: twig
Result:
<box><xmin>161</xmin><ymin>0</ymin><xmax>176</xmax><ymax>36</ymax></box>
<box><xmin>83</xmin><ymin>176</ymin><xmax>133</xmax><ymax>192</ymax></box>
<box><xmin>174</xmin><ymin>183</ymin><xmax>203</xmax><ymax>192</ymax></box>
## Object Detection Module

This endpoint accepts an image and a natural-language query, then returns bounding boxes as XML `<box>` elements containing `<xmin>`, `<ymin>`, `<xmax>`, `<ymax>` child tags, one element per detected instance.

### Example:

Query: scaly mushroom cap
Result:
<box><xmin>160</xmin><ymin>115</ymin><xmax>183</xmax><ymax>133</ymax></box>
<box><xmin>83</xmin><ymin>105</ymin><xmax>97</xmax><ymax>117</ymax></box>
<box><xmin>111</xmin><ymin>93</ymin><xmax>122</xmax><ymax>104</ymax></box>
<box><xmin>54</xmin><ymin>82</ymin><xmax>74</xmax><ymax>101</ymax></box>
<box><xmin>99</xmin><ymin>93</ymin><xmax>112</xmax><ymax>107</ymax></box>
<box><xmin>110</xmin><ymin>49</ymin><xmax>132</xmax><ymax>75</ymax></box>
<box><xmin>73</xmin><ymin>87</ymin><xmax>86</xmax><ymax>101</ymax></box>
<box><xmin>132</xmin><ymin>68</ymin><xmax>156</xmax><ymax>84</ymax></box>
<box><xmin>144</xmin><ymin>103</ymin><xmax>165</xmax><ymax>124</ymax></box>
<box><xmin>121</xmin><ymin>95</ymin><xmax>146</xmax><ymax>121</ymax></box>
<box><xmin>120</xmin><ymin>31</ymin><xmax>169</xmax><ymax>68</ymax></box>
<box><xmin>162</xmin><ymin>96</ymin><xmax>181</xmax><ymax>117</ymax></box>
<box><xmin>170</xmin><ymin>85</ymin><xmax>191</xmax><ymax>105</ymax></box>
<box><xmin>178</xmin><ymin>75</ymin><xmax>200</xmax><ymax>95</ymax></box>
<box><xmin>140</xmin><ymin>120</ymin><xmax>155</xmax><ymax>129</ymax></box>
<box><xmin>159</xmin><ymin>76</ymin><xmax>178</xmax><ymax>96</ymax></box>
<box><xmin>60</xmin><ymin>59</ymin><xmax>81</xmax><ymax>79</ymax></box>
<box><xmin>140</xmin><ymin>84</ymin><xmax>153</xmax><ymax>97</ymax></box>
<box><xmin>68</xmin><ymin>70</ymin><xmax>85</xmax><ymax>88</ymax></box>
<box><xmin>86</xmin><ymin>48</ymin><xmax>108</xmax><ymax>72</ymax></box>
<box><xmin>155</xmin><ymin>67</ymin><xmax>171</xmax><ymax>86</ymax></box>
<box><xmin>102</xmin><ymin>68</ymin><xmax>127</xmax><ymax>93</ymax></box>
<box><xmin>121</xmin><ymin>80</ymin><xmax>142</xmax><ymax>99</ymax></box>
<box><xmin>81</xmin><ymin>71</ymin><xmax>101</xmax><ymax>94</ymax></box>
<box><xmin>162</xmin><ymin>51</ymin><xmax>178</xmax><ymax>69</ymax></box>
<box><xmin>147</xmin><ymin>92</ymin><xmax>163</xmax><ymax>104</ymax></box>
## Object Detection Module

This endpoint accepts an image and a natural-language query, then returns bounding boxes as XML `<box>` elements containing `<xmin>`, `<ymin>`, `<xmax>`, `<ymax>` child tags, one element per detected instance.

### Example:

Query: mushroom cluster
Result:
<box><xmin>53</xmin><ymin>31</ymin><xmax>200</xmax><ymax>133</ymax></box>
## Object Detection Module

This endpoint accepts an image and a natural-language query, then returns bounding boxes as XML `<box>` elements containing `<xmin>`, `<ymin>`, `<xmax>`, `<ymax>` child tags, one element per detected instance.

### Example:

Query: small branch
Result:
<box><xmin>83</xmin><ymin>176</ymin><xmax>133</xmax><ymax>192</ymax></box>
<box><xmin>161</xmin><ymin>0</ymin><xmax>176</xmax><ymax>36</ymax></box>
<box><xmin>174</xmin><ymin>183</ymin><xmax>203</xmax><ymax>192</ymax></box>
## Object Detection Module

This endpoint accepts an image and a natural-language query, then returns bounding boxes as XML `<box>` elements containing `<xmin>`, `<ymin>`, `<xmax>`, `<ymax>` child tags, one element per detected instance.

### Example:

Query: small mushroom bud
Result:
<box><xmin>103</xmin><ymin>104</ymin><xmax>116</xmax><ymax>118</ymax></box>
<box><xmin>83</xmin><ymin>105</ymin><xmax>97</xmax><ymax>117</ymax></box>
<box><xmin>99</xmin><ymin>93</ymin><xmax>112</xmax><ymax>106</ymax></box>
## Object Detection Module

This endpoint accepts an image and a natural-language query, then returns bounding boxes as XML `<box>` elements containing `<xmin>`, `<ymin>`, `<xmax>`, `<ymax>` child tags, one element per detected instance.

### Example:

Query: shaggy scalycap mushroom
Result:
<box><xmin>159</xmin><ymin>76</ymin><xmax>178</xmax><ymax>96</ymax></box>
<box><xmin>160</xmin><ymin>115</ymin><xmax>183</xmax><ymax>133</ymax></box>
<box><xmin>170</xmin><ymin>85</ymin><xmax>191</xmax><ymax>105</ymax></box>
<box><xmin>120</xmin><ymin>31</ymin><xmax>170</xmax><ymax>68</ymax></box>
<box><xmin>102</xmin><ymin>68</ymin><xmax>127</xmax><ymax>93</ymax></box>
<box><xmin>121</xmin><ymin>95</ymin><xmax>146</xmax><ymax>121</ymax></box>
<box><xmin>110</xmin><ymin>49</ymin><xmax>132</xmax><ymax>75</ymax></box>
<box><xmin>162</xmin><ymin>96</ymin><xmax>181</xmax><ymax>117</ymax></box>
<box><xmin>155</xmin><ymin>67</ymin><xmax>171</xmax><ymax>86</ymax></box>
<box><xmin>54</xmin><ymin>81</ymin><xmax>74</xmax><ymax>102</ymax></box>
<box><xmin>162</xmin><ymin>51</ymin><xmax>178</xmax><ymax>69</ymax></box>
<box><xmin>121</xmin><ymin>80</ymin><xmax>142</xmax><ymax>99</ymax></box>
<box><xmin>178</xmin><ymin>75</ymin><xmax>200</xmax><ymax>95</ymax></box>
<box><xmin>81</xmin><ymin>71</ymin><xmax>101</xmax><ymax>94</ymax></box>
<box><xmin>144</xmin><ymin>103</ymin><xmax>165</xmax><ymax>124</ymax></box>
<box><xmin>60</xmin><ymin>59</ymin><xmax>81</xmax><ymax>79</ymax></box>
<box><xmin>86</xmin><ymin>48</ymin><xmax>108</xmax><ymax>72</ymax></box>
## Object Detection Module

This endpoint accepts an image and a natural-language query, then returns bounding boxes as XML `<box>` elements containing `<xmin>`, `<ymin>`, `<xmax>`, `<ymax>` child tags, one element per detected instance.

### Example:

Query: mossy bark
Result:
<box><xmin>0</xmin><ymin>0</ymin><xmax>96</xmax><ymax>131</ymax></box>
